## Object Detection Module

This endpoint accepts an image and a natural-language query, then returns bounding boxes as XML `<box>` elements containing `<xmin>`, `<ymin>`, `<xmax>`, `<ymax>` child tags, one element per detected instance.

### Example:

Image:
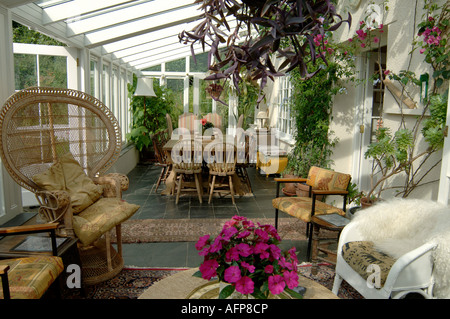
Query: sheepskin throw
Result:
<box><xmin>352</xmin><ymin>198</ymin><xmax>450</xmax><ymax>299</ymax></box>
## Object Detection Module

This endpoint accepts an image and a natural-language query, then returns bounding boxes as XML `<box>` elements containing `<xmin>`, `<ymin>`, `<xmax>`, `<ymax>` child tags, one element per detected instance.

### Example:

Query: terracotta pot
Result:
<box><xmin>282</xmin><ymin>174</ymin><xmax>298</xmax><ymax>196</ymax></box>
<box><xmin>295</xmin><ymin>183</ymin><xmax>323</xmax><ymax>201</ymax></box>
<box><xmin>360</xmin><ymin>197</ymin><xmax>374</xmax><ymax>209</ymax></box>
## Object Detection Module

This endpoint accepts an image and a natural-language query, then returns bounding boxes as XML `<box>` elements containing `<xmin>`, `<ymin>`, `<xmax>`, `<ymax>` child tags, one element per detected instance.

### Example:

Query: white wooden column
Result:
<box><xmin>437</xmin><ymin>81</ymin><xmax>450</xmax><ymax>206</ymax></box>
<box><xmin>0</xmin><ymin>5</ymin><xmax>23</xmax><ymax>223</ymax></box>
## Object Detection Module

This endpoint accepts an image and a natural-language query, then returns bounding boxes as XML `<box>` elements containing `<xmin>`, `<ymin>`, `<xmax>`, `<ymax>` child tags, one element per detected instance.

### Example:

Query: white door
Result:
<box><xmin>437</xmin><ymin>81</ymin><xmax>450</xmax><ymax>205</ymax></box>
<box><xmin>354</xmin><ymin>50</ymin><xmax>386</xmax><ymax>195</ymax></box>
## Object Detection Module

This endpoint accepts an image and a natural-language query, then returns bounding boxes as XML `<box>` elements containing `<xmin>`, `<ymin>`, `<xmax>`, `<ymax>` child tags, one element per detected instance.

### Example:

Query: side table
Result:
<box><xmin>310</xmin><ymin>214</ymin><xmax>350</xmax><ymax>275</ymax></box>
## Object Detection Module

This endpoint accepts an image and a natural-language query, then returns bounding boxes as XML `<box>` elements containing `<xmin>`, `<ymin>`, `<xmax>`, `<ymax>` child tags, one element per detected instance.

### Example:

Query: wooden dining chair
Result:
<box><xmin>171</xmin><ymin>139</ymin><xmax>203</xmax><ymax>204</ymax></box>
<box><xmin>152</xmin><ymin>129</ymin><xmax>172</xmax><ymax>192</ymax></box>
<box><xmin>205</xmin><ymin>141</ymin><xmax>237</xmax><ymax>204</ymax></box>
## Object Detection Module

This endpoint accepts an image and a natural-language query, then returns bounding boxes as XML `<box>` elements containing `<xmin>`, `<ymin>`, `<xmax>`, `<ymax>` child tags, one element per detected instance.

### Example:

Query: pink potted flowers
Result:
<box><xmin>194</xmin><ymin>216</ymin><xmax>303</xmax><ymax>299</ymax></box>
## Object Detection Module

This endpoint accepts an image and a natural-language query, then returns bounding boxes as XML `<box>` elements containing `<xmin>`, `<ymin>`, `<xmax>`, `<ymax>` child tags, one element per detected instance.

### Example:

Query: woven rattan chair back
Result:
<box><xmin>0</xmin><ymin>87</ymin><xmax>121</xmax><ymax>194</ymax></box>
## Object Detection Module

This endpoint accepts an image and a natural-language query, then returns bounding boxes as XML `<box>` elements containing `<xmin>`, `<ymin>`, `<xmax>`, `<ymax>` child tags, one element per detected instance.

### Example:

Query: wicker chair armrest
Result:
<box><xmin>93</xmin><ymin>173</ymin><xmax>129</xmax><ymax>198</ymax></box>
<box><xmin>35</xmin><ymin>190</ymin><xmax>74</xmax><ymax>236</ymax></box>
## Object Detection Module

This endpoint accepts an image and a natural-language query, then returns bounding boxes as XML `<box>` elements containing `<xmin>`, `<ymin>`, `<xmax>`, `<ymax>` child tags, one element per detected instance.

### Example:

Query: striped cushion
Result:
<box><xmin>178</xmin><ymin>113</ymin><xmax>200</xmax><ymax>134</ymax></box>
<box><xmin>0</xmin><ymin>256</ymin><xmax>64</xmax><ymax>299</ymax></box>
<box><xmin>203</xmin><ymin>113</ymin><xmax>222</xmax><ymax>130</ymax></box>
<box><xmin>341</xmin><ymin>241</ymin><xmax>396</xmax><ymax>287</ymax></box>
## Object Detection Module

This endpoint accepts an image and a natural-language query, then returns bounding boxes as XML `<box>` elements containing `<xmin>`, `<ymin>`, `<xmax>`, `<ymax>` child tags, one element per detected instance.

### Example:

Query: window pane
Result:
<box><xmin>166</xmin><ymin>58</ymin><xmax>186</xmax><ymax>72</ymax></box>
<box><xmin>14</xmin><ymin>53</ymin><xmax>37</xmax><ymax>90</ymax></box>
<box><xmin>39</xmin><ymin>55</ymin><xmax>67</xmax><ymax>88</ymax></box>
<box><xmin>190</xmin><ymin>52</ymin><xmax>209</xmax><ymax>72</ymax></box>
<box><xmin>166</xmin><ymin>78</ymin><xmax>184</xmax><ymax>110</ymax></box>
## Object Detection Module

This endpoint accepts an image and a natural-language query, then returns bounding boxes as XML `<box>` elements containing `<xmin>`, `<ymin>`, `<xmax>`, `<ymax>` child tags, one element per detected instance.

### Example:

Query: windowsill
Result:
<box><xmin>384</xmin><ymin>107</ymin><xmax>430</xmax><ymax>117</ymax></box>
<box><xmin>274</xmin><ymin>129</ymin><xmax>296</xmax><ymax>146</ymax></box>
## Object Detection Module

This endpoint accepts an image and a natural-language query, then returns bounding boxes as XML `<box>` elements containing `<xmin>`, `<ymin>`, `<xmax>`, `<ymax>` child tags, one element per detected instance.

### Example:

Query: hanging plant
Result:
<box><xmin>179</xmin><ymin>0</ymin><xmax>351</xmax><ymax>102</ymax></box>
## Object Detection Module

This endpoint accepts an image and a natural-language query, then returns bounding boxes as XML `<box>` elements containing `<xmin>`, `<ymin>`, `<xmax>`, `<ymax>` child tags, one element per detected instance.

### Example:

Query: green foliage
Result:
<box><xmin>126</xmin><ymin>74</ymin><xmax>176</xmax><ymax>152</ymax></box>
<box><xmin>286</xmin><ymin>62</ymin><xmax>343</xmax><ymax>177</ymax></box>
<box><xmin>422</xmin><ymin>92</ymin><xmax>448</xmax><ymax>149</ymax></box>
<box><xmin>13</xmin><ymin>21</ymin><xmax>66</xmax><ymax>46</ymax></box>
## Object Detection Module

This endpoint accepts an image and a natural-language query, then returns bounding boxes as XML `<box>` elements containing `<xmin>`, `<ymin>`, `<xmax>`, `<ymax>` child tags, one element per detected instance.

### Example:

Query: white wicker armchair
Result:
<box><xmin>0</xmin><ymin>87</ymin><xmax>140</xmax><ymax>285</ymax></box>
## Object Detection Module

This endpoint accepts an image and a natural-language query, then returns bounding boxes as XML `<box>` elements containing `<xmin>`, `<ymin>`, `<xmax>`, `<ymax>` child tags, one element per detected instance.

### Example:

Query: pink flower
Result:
<box><xmin>209</xmin><ymin>236</ymin><xmax>222</xmax><ymax>253</ymax></box>
<box><xmin>420</xmin><ymin>48</ymin><xmax>426</xmax><ymax>54</ymax></box>
<box><xmin>288</xmin><ymin>247</ymin><xmax>298</xmax><ymax>264</ymax></box>
<box><xmin>269</xmin><ymin>244</ymin><xmax>281</xmax><ymax>260</ymax></box>
<box><xmin>268</xmin><ymin>275</ymin><xmax>286</xmax><ymax>295</ymax></box>
<box><xmin>384</xmin><ymin>70</ymin><xmax>391</xmax><ymax>75</ymax></box>
<box><xmin>241</xmin><ymin>262</ymin><xmax>255</xmax><ymax>273</ymax></box>
<box><xmin>225</xmin><ymin>247</ymin><xmax>240</xmax><ymax>262</ymax></box>
<box><xmin>254</xmin><ymin>242</ymin><xmax>270</xmax><ymax>259</ymax></box>
<box><xmin>199</xmin><ymin>259</ymin><xmax>219</xmax><ymax>280</ymax></box>
<box><xmin>361</xmin><ymin>43</ymin><xmax>366</xmax><ymax>48</ymax></box>
<box><xmin>236</xmin><ymin>243</ymin><xmax>253</xmax><ymax>257</ymax></box>
<box><xmin>264</xmin><ymin>265</ymin><xmax>274</xmax><ymax>274</ymax></box>
<box><xmin>237</xmin><ymin>230</ymin><xmax>250</xmax><ymax>239</ymax></box>
<box><xmin>221</xmin><ymin>227</ymin><xmax>238</xmax><ymax>241</ymax></box>
<box><xmin>255</xmin><ymin>228</ymin><xmax>270</xmax><ymax>242</ymax></box>
<box><xmin>283</xmin><ymin>271</ymin><xmax>299</xmax><ymax>289</ymax></box>
<box><xmin>373</xmin><ymin>37</ymin><xmax>380</xmax><ymax>43</ymax></box>
<box><xmin>235</xmin><ymin>276</ymin><xmax>254</xmax><ymax>295</ymax></box>
<box><xmin>224</xmin><ymin>265</ymin><xmax>241</xmax><ymax>283</ymax></box>
<box><xmin>195</xmin><ymin>234</ymin><xmax>210</xmax><ymax>251</ymax></box>
<box><xmin>201</xmin><ymin>118</ymin><xmax>207</xmax><ymax>125</ymax></box>
<box><xmin>348</xmin><ymin>38</ymin><xmax>353</xmax><ymax>42</ymax></box>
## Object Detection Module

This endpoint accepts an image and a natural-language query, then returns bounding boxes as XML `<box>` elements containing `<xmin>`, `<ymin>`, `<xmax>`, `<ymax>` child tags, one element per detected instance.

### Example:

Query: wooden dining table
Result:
<box><xmin>160</xmin><ymin>137</ymin><xmax>249</xmax><ymax>197</ymax></box>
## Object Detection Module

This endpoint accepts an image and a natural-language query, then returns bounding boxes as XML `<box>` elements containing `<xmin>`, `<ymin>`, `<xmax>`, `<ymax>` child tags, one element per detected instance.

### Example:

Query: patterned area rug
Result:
<box><xmin>111</xmin><ymin>218</ymin><xmax>338</xmax><ymax>243</ymax></box>
<box><xmin>64</xmin><ymin>264</ymin><xmax>362</xmax><ymax>299</ymax></box>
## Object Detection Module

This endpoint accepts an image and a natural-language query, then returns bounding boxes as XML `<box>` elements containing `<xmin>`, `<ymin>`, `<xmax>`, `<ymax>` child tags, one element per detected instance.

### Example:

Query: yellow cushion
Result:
<box><xmin>307</xmin><ymin>166</ymin><xmax>351</xmax><ymax>191</ymax></box>
<box><xmin>0</xmin><ymin>256</ymin><xmax>64</xmax><ymax>299</ymax></box>
<box><xmin>341</xmin><ymin>241</ymin><xmax>396</xmax><ymax>287</ymax></box>
<box><xmin>32</xmin><ymin>153</ymin><xmax>104</xmax><ymax>213</ymax></box>
<box><xmin>272</xmin><ymin>197</ymin><xmax>345</xmax><ymax>222</ymax></box>
<box><xmin>73</xmin><ymin>197</ymin><xmax>140</xmax><ymax>246</ymax></box>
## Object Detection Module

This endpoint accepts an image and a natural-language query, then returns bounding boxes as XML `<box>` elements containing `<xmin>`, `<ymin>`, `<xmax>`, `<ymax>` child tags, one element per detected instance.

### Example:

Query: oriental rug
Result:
<box><xmin>111</xmin><ymin>218</ymin><xmax>338</xmax><ymax>243</ymax></box>
<box><xmin>64</xmin><ymin>264</ymin><xmax>362</xmax><ymax>299</ymax></box>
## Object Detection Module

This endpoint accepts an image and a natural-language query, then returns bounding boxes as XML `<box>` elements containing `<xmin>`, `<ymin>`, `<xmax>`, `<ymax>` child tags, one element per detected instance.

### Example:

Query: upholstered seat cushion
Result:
<box><xmin>73</xmin><ymin>197</ymin><xmax>140</xmax><ymax>246</ymax></box>
<box><xmin>341</xmin><ymin>241</ymin><xmax>396</xmax><ymax>288</ymax></box>
<box><xmin>0</xmin><ymin>256</ymin><xmax>64</xmax><ymax>299</ymax></box>
<box><xmin>272</xmin><ymin>197</ymin><xmax>345</xmax><ymax>222</ymax></box>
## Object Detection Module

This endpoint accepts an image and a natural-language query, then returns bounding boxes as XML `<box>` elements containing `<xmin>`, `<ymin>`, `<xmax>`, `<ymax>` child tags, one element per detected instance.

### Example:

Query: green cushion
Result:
<box><xmin>341</xmin><ymin>241</ymin><xmax>396</xmax><ymax>287</ymax></box>
<box><xmin>73</xmin><ymin>197</ymin><xmax>140</xmax><ymax>246</ymax></box>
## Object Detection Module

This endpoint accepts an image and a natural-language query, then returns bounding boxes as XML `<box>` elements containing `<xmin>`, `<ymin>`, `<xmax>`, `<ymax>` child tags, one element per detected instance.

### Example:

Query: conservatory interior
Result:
<box><xmin>0</xmin><ymin>0</ymin><xmax>449</xmax><ymax>301</ymax></box>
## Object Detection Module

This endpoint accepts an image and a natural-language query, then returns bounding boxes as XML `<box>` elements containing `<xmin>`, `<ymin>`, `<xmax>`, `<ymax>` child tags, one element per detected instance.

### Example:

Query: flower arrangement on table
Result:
<box><xmin>201</xmin><ymin>118</ymin><xmax>214</xmax><ymax>131</ymax></box>
<box><xmin>194</xmin><ymin>216</ymin><xmax>302</xmax><ymax>299</ymax></box>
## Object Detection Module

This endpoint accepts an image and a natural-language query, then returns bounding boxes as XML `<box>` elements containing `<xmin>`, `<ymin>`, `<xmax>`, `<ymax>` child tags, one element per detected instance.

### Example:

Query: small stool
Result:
<box><xmin>310</xmin><ymin>214</ymin><xmax>350</xmax><ymax>275</ymax></box>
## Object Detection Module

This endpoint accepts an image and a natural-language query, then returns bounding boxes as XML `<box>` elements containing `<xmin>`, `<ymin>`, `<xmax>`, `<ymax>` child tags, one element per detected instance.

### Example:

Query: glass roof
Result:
<box><xmin>4</xmin><ymin>0</ymin><xmax>224</xmax><ymax>72</ymax></box>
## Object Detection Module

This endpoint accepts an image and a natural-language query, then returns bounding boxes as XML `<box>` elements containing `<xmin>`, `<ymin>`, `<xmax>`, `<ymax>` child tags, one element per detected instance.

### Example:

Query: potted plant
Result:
<box><xmin>126</xmin><ymin>75</ymin><xmax>175</xmax><ymax>161</ymax></box>
<box><xmin>194</xmin><ymin>216</ymin><xmax>303</xmax><ymax>299</ymax></box>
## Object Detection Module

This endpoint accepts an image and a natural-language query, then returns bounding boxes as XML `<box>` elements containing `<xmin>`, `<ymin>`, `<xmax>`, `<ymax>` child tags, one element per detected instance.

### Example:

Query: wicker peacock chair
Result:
<box><xmin>0</xmin><ymin>87</ymin><xmax>140</xmax><ymax>285</ymax></box>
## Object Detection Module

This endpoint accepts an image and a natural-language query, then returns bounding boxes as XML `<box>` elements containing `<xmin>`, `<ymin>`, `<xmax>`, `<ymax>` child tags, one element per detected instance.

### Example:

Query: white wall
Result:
<box><xmin>331</xmin><ymin>0</ymin><xmax>446</xmax><ymax>200</ymax></box>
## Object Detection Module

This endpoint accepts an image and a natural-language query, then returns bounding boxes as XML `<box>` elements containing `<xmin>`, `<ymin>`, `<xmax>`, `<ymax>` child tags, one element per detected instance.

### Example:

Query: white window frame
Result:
<box><xmin>276</xmin><ymin>75</ymin><xmax>295</xmax><ymax>143</ymax></box>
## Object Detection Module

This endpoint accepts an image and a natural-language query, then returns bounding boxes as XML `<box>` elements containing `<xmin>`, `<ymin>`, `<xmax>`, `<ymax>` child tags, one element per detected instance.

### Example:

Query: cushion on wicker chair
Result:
<box><xmin>32</xmin><ymin>153</ymin><xmax>104</xmax><ymax>214</ymax></box>
<box><xmin>341</xmin><ymin>241</ymin><xmax>396</xmax><ymax>287</ymax></box>
<box><xmin>272</xmin><ymin>197</ymin><xmax>345</xmax><ymax>222</ymax></box>
<box><xmin>0</xmin><ymin>256</ymin><xmax>64</xmax><ymax>299</ymax></box>
<box><xmin>72</xmin><ymin>197</ymin><xmax>139</xmax><ymax>246</ymax></box>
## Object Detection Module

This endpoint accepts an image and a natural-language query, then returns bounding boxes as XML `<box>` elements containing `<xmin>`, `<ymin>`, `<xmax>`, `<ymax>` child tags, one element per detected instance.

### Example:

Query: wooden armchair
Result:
<box><xmin>272</xmin><ymin>166</ymin><xmax>351</xmax><ymax>260</ymax></box>
<box><xmin>0</xmin><ymin>223</ymin><xmax>64</xmax><ymax>299</ymax></box>
<box><xmin>0</xmin><ymin>87</ymin><xmax>140</xmax><ymax>285</ymax></box>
